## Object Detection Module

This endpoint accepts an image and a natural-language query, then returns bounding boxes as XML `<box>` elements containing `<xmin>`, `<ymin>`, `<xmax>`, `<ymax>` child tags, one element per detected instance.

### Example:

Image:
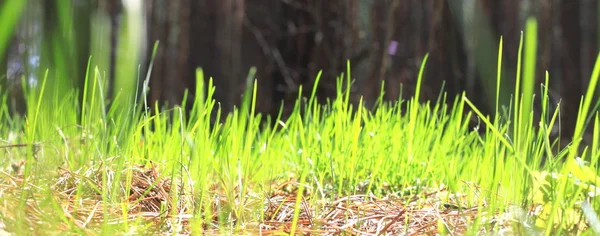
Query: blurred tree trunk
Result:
<box><xmin>581</xmin><ymin>0</ymin><xmax>597</xmax><ymax>84</ymax></box>
<box><xmin>537</xmin><ymin>0</ymin><xmax>554</xmax><ymax>84</ymax></box>
<box><xmin>146</xmin><ymin>0</ymin><xmax>168</xmax><ymax>108</ymax></box>
<box><xmin>146</xmin><ymin>0</ymin><xmax>193</xmax><ymax>110</ymax></box>
<box><xmin>272</xmin><ymin>0</ymin><xmax>317</xmax><ymax>113</ymax></box>
<box><xmin>428</xmin><ymin>0</ymin><xmax>467</xmax><ymax>102</ymax></box>
<box><xmin>361</xmin><ymin>0</ymin><xmax>468</xmax><ymax>106</ymax></box>
<box><xmin>214</xmin><ymin>0</ymin><xmax>245</xmax><ymax>112</ymax></box>
<box><xmin>188</xmin><ymin>0</ymin><xmax>217</xmax><ymax>111</ymax></box>
<box><xmin>308</xmin><ymin>0</ymin><xmax>359</xmax><ymax>99</ymax></box>
<box><xmin>242</xmin><ymin>0</ymin><xmax>277</xmax><ymax>114</ymax></box>
<box><xmin>580</xmin><ymin>0</ymin><xmax>598</xmax><ymax>116</ymax></box>
<box><xmin>101</xmin><ymin>0</ymin><xmax>122</xmax><ymax>102</ymax></box>
<box><xmin>559</xmin><ymin>0</ymin><xmax>582</xmax><ymax>138</ymax></box>
<box><xmin>359</xmin><ymin>0</ymin><xmax>389</xmax><ymax>107</ymax></box>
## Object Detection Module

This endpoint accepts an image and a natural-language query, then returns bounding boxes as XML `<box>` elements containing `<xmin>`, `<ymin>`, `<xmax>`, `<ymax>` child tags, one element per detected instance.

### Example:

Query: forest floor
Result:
<box><xmin>0</xmin><ymin>164</ymin><xmax>543</xmax><ymax>235</ymax></box>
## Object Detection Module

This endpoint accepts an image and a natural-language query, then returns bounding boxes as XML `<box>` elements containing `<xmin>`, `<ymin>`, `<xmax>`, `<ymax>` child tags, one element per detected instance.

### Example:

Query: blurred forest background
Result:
<box><xmin>0</xmin><ymin>0</ymin><xmax>598</xmax><ymax>141</ymax></box>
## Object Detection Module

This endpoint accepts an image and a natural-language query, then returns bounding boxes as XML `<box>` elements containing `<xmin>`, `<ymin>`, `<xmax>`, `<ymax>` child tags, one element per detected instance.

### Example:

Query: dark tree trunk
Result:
<box><xmin>243</xmin><ymin>0</ymin><xmax>278</xmax><ymax>114</ymax></box>
<box><xmin>214</xmin><ymin>0</ymin><xmax>245</xmax><ymax>112</ymax></box>
<box><xmin>175</xmin><ymin>0</ymin><xmax>191</xmax><ymax>106</ymax></box>
<box><xmin>361</xmin><ymin>0</ymin><xmax>396</xmax><ymax>107</ymax></box>
<box><xmin>145</xmin><ymin>0</ymin><xmax>194</xmax><ymax>111</ymax></box>
<box><xmin>187</xmin><ymin>0</ymin><xmax>219</xmax><ymax>122</ymax></box>
<box><xmin>308</xmin><ymin>0</ymin><xmax>359</xmax><ymax>99</ymax></box>
<box><xmin>581</xmin><ymin>0</ymin><xmax>598</xmax><ymax>89</ymax></box>
<box><xmin>271</xmin><ymin>0</ymin><xmax>316</xmax><ymax>116</ymax></box>
<box><xmin>429</xmin><ymin>0</ymin><xmax>467</xmax><ymax>101</ymax></box>
<box><xmin>559</xmin><ymin>0</ymin><xmax>582</xmax><ymax>138</ymax></box>
<box><xmin>146</xmin><ymin>0</ymin><xmax>170</xmax><ymax>109</ymax></box>
<box><xmin>104</xmin><ymin>0</ymin><xmax>122</xmax><ymax>102</ymax></box>
<box><xmin>537</xmin><ymin>0</ymin><xmax>554</xmax><ymax>85</ymax></box>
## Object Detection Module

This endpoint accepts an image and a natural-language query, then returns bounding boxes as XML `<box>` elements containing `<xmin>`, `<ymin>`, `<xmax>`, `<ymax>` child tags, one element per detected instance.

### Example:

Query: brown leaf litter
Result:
<box><xmin>0</xmin><ymin>164</ymin><xmax>585</xmax><ymax>235</ymax></box>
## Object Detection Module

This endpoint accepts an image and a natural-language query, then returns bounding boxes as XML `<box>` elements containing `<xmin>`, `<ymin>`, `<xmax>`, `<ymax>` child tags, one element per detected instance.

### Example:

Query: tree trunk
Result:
<box><xmin>103</xmin><ymin>0</ymin><xmax>122</xmax><ymax>102</ymax></box>
<box><xmin>559</xmin><ymin>0</ymin><xmax>582</xmax><ymax>138</ymax></box>
<box><xmin>214</xmin><ymin>0</ymin><xmax>245</xmax><ymax>112</ymax></box>
<box><xmin>146</xmin><ymin>0</ymin><xmax>171</xmax><ymax>109</ymax></box>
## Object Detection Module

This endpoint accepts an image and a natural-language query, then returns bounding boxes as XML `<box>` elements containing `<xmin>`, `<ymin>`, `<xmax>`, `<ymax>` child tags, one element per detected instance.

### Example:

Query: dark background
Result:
<box><xmin>1</xmin><ymin>0</ymin><xmax>598</xmax><ymax>141</ymax></box>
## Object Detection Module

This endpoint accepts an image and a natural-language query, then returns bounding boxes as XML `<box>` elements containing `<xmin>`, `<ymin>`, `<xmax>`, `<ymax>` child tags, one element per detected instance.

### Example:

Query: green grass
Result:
<box><xmin>1</xmin><ymin>15</ymin><xmax>600</xmax><ymax>235</ymax></box>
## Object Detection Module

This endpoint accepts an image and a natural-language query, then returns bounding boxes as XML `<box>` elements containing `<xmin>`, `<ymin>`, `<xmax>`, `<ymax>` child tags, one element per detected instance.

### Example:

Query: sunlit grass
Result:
<box><xmin>1</xmin><ymin>5</ymin><xmax>600</xmax><ymax>234</ymax></box>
